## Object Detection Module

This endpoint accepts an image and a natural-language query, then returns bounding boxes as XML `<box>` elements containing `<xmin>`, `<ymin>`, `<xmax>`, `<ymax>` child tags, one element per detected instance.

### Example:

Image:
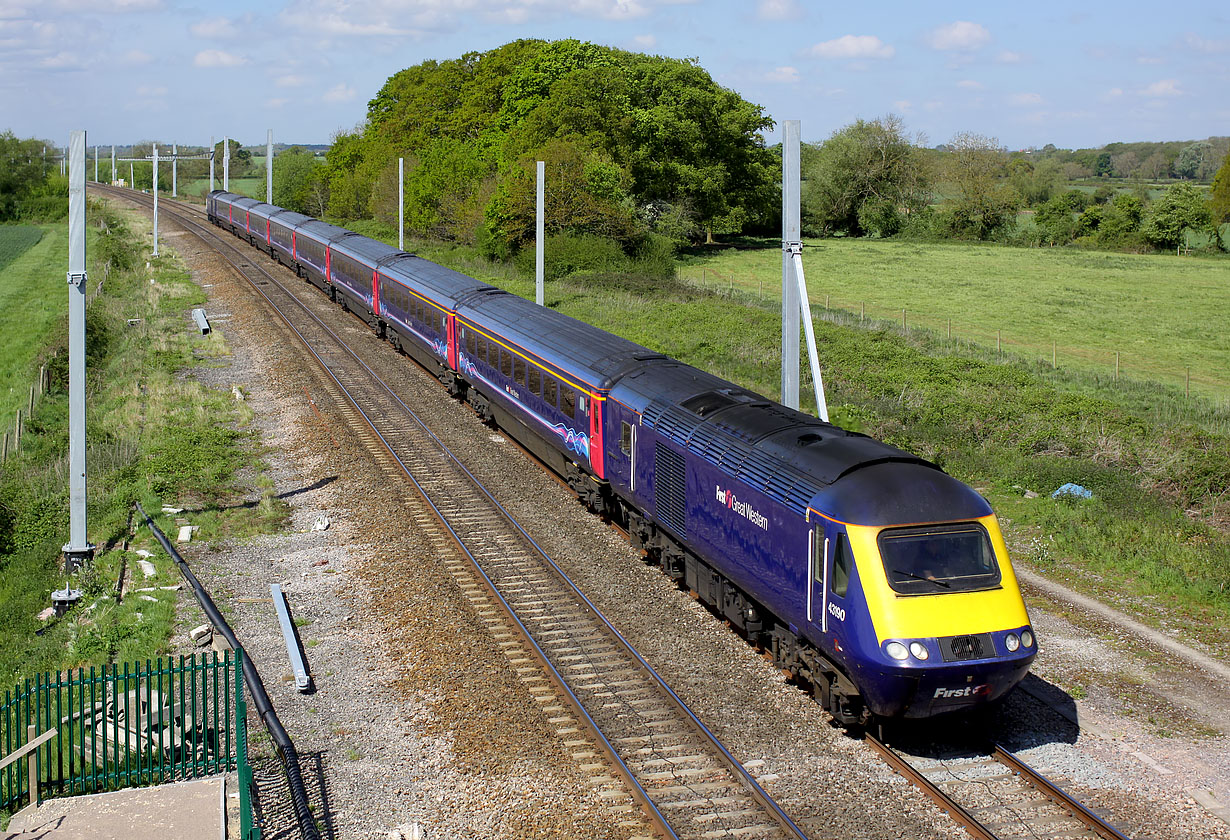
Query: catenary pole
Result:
<box><xmin>536</xmin><ymin>160</ymin><xmax>544</xmax><ymax>306</ymax></box>
<box><xmin>130</xmin><ymin>162</ymin><xmax>134</xmax><ymax>189</ymax></box>
<box><xmin>266</xmin><ymin>129</ymin><xmax>273</xmax><ymax>204</ymax></box>
<box><xmin>94</xmin><ymin>145</ymin><xmax>98</xmax><ymax>182</ymax></box>
<box><xmin>781</xmin><ymin>121</ymin><xmax>801</xmax><ymax>410</ymax></box>
<box><xmin>64</xmin><ymin>130</ymin><xmax>94</xmax><ymax>572</ymax></box>
<box><xmin>152</xmin><ymin>144</ymin><xmax>160</xmax><ymax>257</ymax></box>
<box><xmin>111</xmin><ymin>145</ymin><xmax>115</xmax><ymax>184</ymax></box>
<box><xmin>223</xmin><ymin>134</ymin><xmax>229</xmax><ymax>191</ymax></box>
<box><xmin>172</xmin><ymin>143</ymin><xmax>178</xmax><ymax>197</ymax></box>
<box><xmin>209</xmin><ymin>135</ymin><xmax>215</xmax><ymax>192</ymax></box>
<box><xmin>398</xmin><ymin>157</ymin><xmax>404</xmax><ymax>251</ymax></box>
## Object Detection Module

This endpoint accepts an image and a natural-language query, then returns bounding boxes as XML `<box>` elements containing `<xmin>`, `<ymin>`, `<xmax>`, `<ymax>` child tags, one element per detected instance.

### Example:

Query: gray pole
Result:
<box><xmin>61</xmin><ymin>146</ymin><xmax>66</xmax><ymax>177</ymax></box>
<box><xmin>94</xmin><ymin>145</ymin><xmax>98</xmax><ymax>182</ymax></box>
<box><xmin>172</xmin><ymin>143</ymin><xmax>178</xmax><ymax>198</ymax></box>
<box><xmin>536</xmin><ymin>160</ymin><xmax>545</xmax><ymax>307</ymax></box>
<box><xmin>63</xmin><ymin>130</ymin><xmax>94</xmax><ymax>572</ymax></box>
<box><xmin>152</xmin><ymin>144</ymin><xmax>159</xmax><ymax>257</ymax></box>
<box><xmin>223</xmin><ymin>135</ymin><xmax>229</xmax><ymax>191</ymax></box>
<box><xmin>130</xmin><ymin>162</ymin><xmax>134</xmax><ymax>189</ymax></box>
<box><xmin>111</xmin><ymin>145</ymin><xmax>115</xmax><ymax>185</ymax></box>
<box><xmin>209</xmin><ymin>135</ymin><xmax>215</xmax><ymax>192</ymax></box>
<box><xmin>398</xmin><ymin>157</ymin><xmax>404</xmax><ymax>251</ymax></box>
<box><xmin>781</xmin><ymin>120</ymin><xmax>801</xmax><ymax>410</ymax></box>
<box><xmin>266</xmin><ymin>129</ymin><xmax>273</xmax><ymax>204</ymax></box>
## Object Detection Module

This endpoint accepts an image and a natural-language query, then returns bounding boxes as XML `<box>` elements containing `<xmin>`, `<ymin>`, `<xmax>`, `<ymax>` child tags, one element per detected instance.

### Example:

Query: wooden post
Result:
<box><xmin>1052</xmin><ymin>342</ymin><xmax>1057</xmax><ymax>369</ymax></box>
<box><xmin>825</xmin><ymin>294</ymin><xmax>829</xmax><ymax>311</ymax></box>
<box><xmin>29</xmin><ymin>384</ymin><xmax>35</xmax><ymax>414</ymax></box>
<box><xmin>997</xmin><ymin>330</ymin><xmax>1001</xmax><ymax>356</ymax></box>
<box><xmin>902</xmin><ymin>308</ymin><xmax>907</xmax><ymax>332</ymax></box>
<box><xmin>947</xmin><ymin>319</ymin><xmax>951</xmax><ymax>340</ymax></box>
<box><xmin>1186</xmin><ymin>367</ymin><xmax>1190</xmax><ymax>398</ymax></box>
<box><xmin>1115</xmin><ymin>351</ymin><xmax>1119</xmax><ymax>381</ymax></box>
<box><xmin>860</xmin><ymin>301</ymin><xmax>864</xmax><ymax>323</ymax></box>
<box><xmin>38</xmin><ymin>365</ymin><xmax>45</xmax><ymax>395</ymax></box>
<box><xmin>2</xmin><ymin>432</ymin><xmax>7</xmax><ymax>461</ymax></box>
<box><xmin>14</xmin><ymin>409</ymin><xmax>21</xmax><ymax>453</ymax></box>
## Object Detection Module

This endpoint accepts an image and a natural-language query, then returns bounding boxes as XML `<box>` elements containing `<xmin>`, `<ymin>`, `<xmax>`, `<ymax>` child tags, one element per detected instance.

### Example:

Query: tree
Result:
<box><xmin>1210</xmin><ymin>149</ymin><xmax>1230</xmax><ymax>224</ymax></box>
<box><xmin>801</xmin><ymin>115</ymin><xmax>931</xmax><ymax>237</ymax></box>
<box><xmin>1174</xmin><ymin>141</ymin><xmax>1211</xmax><ymax>180</ymax></box>
<box><xmin>940</xmin><ymin>132</ymin><xmax>1021</xmax><ymax>239</ymax></box>
<box><xmin>0</xmin><ymin>131</ymin><xmax>47</xmax><ymax>220</ymax></box>
<box><xmin>1138</xmin><ymin>151</ymin><xmax>1169</xmax><ymax>180</ymax></box>
<box><xmin>1033</xmin><ymin>196</ymin><xmax>1077</xmax><ymax>245</ymax></box>
<box><xmin>1096</xmin><ymin>193</ymin><xmax>1146</xmax><ymax>248</ymax></box>
<box><xmin>1094</xmin><ymin>151</ymin><xmax>1113</xmax><ymax>178</ymax></box>
<box><xmin>258</xmin><ymin>147</ymin><xmax>323</xmax><ymax>215</ymax></box>
<box><xmin>1141</xmin><ymin>182</ymin><xmax>1214</xmax><ymax>250</ymax></box>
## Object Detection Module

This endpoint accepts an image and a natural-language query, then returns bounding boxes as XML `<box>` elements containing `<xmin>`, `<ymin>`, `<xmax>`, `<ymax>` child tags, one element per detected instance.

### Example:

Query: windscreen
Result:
<box><xmin>878</xmin><ymin>524</ymin><xmax>1000</xmax><ymax>594</ymax></box>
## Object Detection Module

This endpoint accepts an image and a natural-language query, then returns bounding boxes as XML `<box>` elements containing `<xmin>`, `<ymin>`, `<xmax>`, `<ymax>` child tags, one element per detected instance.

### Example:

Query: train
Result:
<box><xmin>206</xmin><ymin>189</ymin><xmax>1037</xmax><ymax>725</ymax></box>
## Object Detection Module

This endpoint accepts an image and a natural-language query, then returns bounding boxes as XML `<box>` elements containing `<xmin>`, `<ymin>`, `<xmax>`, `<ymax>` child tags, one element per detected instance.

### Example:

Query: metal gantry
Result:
<box><xmin>63</xmin><ymin>130</ymin><xmax>94</xmax><ymax>572</ymax></box>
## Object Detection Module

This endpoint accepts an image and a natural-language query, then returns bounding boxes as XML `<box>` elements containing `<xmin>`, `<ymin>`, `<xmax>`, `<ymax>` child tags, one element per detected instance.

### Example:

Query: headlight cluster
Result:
<box><xmin>1005</xmin><ymin>628</ymin><xmax>1036</xmax><ymax>653</ymax></box>
<box><xmin>884</xmin><ymin>640</ymin><xmax>929</xmax><ymax>661</ymax></box>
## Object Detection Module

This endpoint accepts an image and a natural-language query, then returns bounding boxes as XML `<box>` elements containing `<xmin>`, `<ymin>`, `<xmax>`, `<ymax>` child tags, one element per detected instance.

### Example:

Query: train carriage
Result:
<box><xmin>291</xmin><ymin>219</ymin><xmax>354</xmax><ymax>294</ymax></box>
<box><xmin>243</xmin><ymin>202</ymin><xmax>281</xmax><ymax>252</ymax></box>
<box><xmin>327</xmin><ymin>235</ymin><xmax>400</xmax><ymax>329</ymax></box>
<box><xmin>267</xmin><ymin>209</ymin><xmax>312</xmax><ymax>268</ymax></box>
<box><xmin>227</xmin><ymin>197</ymin><xmax>262</xmax><ymax>239</ymax></box>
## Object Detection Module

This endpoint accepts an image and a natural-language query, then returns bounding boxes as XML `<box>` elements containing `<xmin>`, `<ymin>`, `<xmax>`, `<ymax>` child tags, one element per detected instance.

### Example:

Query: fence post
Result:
<box><xmin>2</xmin><ymin>432</ymin><xmax>7</xmax><ymax>461</ymax></box>
<box><xmin>1186</xmin><ymin>367</ymin><xmax>1190</xmax><ymax>398</ymax></box>
<box><xmin>14</xmin><ymin>409</ymin><xmax>21</xmax><ymax>453</ymax></box>
<box><xmin>29</xmin><ymin>385</ymin><xmax>35</xmax><ymax>415</ymax></box>
<box><xmin>902</xmin><ymin>308</ymin><xmax>907</xmax><ymax>333</ymax></box>
<box><xmin>997</xmin><ymin>330</ymin><xmax>1001</xmax><ymax>357</ymax></box>
<box><xmin>1052</xmin><ymin>342</ymin><xmax>1057</xmax><ymax>369</ymax></box>
<box><xmin>1115</xmin><ymin>351</ymin><xmax>1119</xmax><ymax>381</ymax></box>
<box><xmin>26</xmin><ymin>724</ymin><xmax>36</xmax><ymax>808</ymax></box>
<box><xmin>860</xmin><ymin>301</ymin><xmax>865</xmax><ymax>323</ymax></box>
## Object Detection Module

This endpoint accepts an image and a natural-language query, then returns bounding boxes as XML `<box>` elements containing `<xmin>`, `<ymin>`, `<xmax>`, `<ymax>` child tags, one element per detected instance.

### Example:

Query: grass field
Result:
<box><xmin>0</xmin><ymin>225</ymin><xmax>66</xmax><ymax>435</ymax></box>
<box><xmin>679</xmin><ymin>238</ymin><xmax>1230</xmax><ymax>401</ymax></box>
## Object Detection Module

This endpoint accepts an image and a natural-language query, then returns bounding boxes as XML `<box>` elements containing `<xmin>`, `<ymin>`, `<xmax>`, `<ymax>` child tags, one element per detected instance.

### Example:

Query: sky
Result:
<box><xmin>2</xmin><ymin>0</ymin><xmax>1227</xmax><ymax>153</ymax></box>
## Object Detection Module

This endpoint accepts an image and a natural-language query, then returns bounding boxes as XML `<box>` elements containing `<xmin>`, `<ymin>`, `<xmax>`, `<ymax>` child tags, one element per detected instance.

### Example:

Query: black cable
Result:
<box><xmin>135</xmin><ymin>502</ymin><xmax>320</xmax><ymax>840</ymax></box>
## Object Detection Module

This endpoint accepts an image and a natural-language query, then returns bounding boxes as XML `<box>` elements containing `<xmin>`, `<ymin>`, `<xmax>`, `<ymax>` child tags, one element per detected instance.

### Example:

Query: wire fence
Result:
<box><xmin>679</xmin><ymin>267</ymin><xmax>1229</xmax><ymax>407</ymax></box>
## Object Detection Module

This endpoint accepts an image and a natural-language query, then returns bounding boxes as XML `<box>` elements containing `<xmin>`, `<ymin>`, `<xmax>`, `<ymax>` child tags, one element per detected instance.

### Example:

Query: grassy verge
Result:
<box><xmin>0</xmin><ymin>202</ymin><xmax>289</xmax><ymax>691</ymax></box>
<box><xmin>0</xmin><ymin>225</ymin><xmax>63</xmax><ymax>435</ymax></box>
<box><xmin>677</xmin><ymin>237</ymin><xmax>1230</xmax><ymax>403</ymax></box>
<box><xmin>343</xmin><ymin>225</ymin><xmax>1230</xmax><ymax>656</ymax></box>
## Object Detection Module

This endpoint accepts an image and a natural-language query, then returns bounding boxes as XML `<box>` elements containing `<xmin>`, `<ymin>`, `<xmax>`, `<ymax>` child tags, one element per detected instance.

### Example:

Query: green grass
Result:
<box><xmin>0</xmin><ymin>224</ymin><xmax>67</xmax><ymax>436</ymax></box>
<box><xmin>678</xmin><ymin>237</ymin><xmax>1230</xmax><ymax>402</ymax></box>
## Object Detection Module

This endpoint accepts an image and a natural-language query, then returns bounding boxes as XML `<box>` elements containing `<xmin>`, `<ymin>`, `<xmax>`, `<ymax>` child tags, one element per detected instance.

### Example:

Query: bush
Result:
<box><xmin>514</xmin><ymin>231</ymin><xmax>629</xmax><ymax>280</ymax></box>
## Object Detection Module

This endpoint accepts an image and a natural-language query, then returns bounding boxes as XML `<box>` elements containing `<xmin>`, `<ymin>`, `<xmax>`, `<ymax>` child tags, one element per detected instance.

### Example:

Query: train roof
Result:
<box><xmin>231</xmin><ymin>197</ymin><xmax>261</xmax><ymax>211</ymax></box>
<box><xmin>245</xmin><ymin>202</ymin><xmax>281</xmax><ymax>221</ymax></box>
<box><xmin>268</xmin><ymin>209</ymin><xmax>312</xmax><ymax>229</ymax></box>
<box><xmin>294</xmin><ymin>218</ymin><xmax>354</xmax><ymax>246</ymax></box>
<box><xmin>379</xmin><ymin>254</ymin><xmax>495</xmax><ymax>309</ymax></box>
<box><xmin>330</xmin><ymin>232</ymin><xmax>400</xmax><ymax>265</ymax></box>
<box><xmin>455</xmin><ymin>289</ymin><xmax>667</xmax><ymax>391</ymax></box>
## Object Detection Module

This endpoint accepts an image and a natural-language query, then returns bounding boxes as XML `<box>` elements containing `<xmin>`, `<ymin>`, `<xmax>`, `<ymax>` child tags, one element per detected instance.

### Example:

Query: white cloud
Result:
<box><xmin>38</xmin><ymin>50</ymin><xmax>83</xmax><ymax>69</ymax></box>
<box><xmin>927</xmin><ymin>21</ymin><xmax>990</xmax><ymax>51</ymax></box>
<box><xmin>1136</xmin><ymin>55</ymin><xmax>1164</xmax><ymax>65</ymax></box>
<box><xmin>191</xmin><ymin>17</ymin><xmax>237</xmax><ymax>38</ymax></box>
<box><xmin>322</xmin><ymin>83</ymin><xmax>356</xmax><ymax>103</ymax></box>
<box><xmin>120</xmin><ymin>48</ymin><xmax>153</xmax><ymax>65</ymax></box>
<box><xmin>193</xmin><ymin>49</ymin><xmax>247</xmax><ymax>68</ymax></box>
<box><xmin>135</xmin><ymin>84</ymin><xmax>167</xmax><ymax>96</ymax></box>
<box><xmin>276</xmin><ymin>74</ymin><xmax>309</xmax><ymax>87</ymax></box>
<box><xmin>1009</xmin><ymin>92</ymin><xmax>1043</xmax><ymax>106</ymax></box>
<box><xmin>807</xmin><ymin>34</ymin><xmax>894</xmax><ymax>60</ymax></box>
<box><xmin>996</xmin><ymin>49</ymin><xmax>1024</xmax><ymax>63</ymax></box>
<box><xmin>893</xmin><ymin>99</ymin><xmax>912</xmax><ymax>112</ymax></box>
<box><xmin>1140</xmin><ymin>79</ymin><xmax>1182</xmax><ymax>97</ymax></box>
<box><xmin>763</xmin><ymin>66</ymin><xmax>799</xmax><ymax>83</ymax></box>
<box><xmin>957</xmin><ymin>79</ymin><xmax>983</xmax><ymax>90</ymax></box>
<box><xmin>631</xmin><ymin>33</ymin><xmax>656</xmax><ymax>49</ymax></box>
<box><xmin>757</xmin><ymin>0</ymin><xmax>800</xmax><ymax>21</ymax></box>
<box><xmin>267</xmin><ymin>98</ymin><xmax>290</xmax><ymax>108</ymax></box>
<box><xmin>1107</xmin><ymin>87</ymin><xmax>1124</xmax><ymax>97</ymax></box>
<box><xmin>1184</xmin><ymin>33</ymin><xmax>1229</xmax><ymax>53</ymax></box>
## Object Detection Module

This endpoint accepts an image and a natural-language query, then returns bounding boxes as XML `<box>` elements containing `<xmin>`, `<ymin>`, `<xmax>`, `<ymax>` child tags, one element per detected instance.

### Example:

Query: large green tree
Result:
<box><xmin>1141</xmin><ymin>182</ymin><xmax>1214</xmax><ymax>250</ymax></box>
<box><xmin>801</xmin><ymin>115</ymin><xmax>931</xmax><ymax>237</ymax></box>
<box><xmin>1210</xmin><ymin>149</ymin><xmax>1230</xmax><ymax>225</ymax></box>
<box><xmin>939</xmin><ymin>132</ymin><xmax>1021</xmax><ymax>239</ymax></box>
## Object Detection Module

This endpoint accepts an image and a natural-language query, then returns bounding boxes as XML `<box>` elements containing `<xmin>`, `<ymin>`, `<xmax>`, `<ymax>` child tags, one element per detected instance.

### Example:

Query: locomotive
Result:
<box><xmin>207</xmin><ymin>190</ymin><xmax>1036</xmax><ymax>724</ymax></box>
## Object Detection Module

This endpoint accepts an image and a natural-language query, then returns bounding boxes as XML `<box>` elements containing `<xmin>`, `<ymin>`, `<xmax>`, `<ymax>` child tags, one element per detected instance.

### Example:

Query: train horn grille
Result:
<box><xmin>939</xmin><ymin>633</ymin><xmax>993</xmax><ymax>662</ymax></box>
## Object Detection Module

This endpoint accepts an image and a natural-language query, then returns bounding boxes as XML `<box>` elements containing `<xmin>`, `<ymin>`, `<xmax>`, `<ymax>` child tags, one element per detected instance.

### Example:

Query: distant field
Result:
<box><xmin>681</xmin><ymin>238</ymin><xmax>1230</xmax><ymax>401</ymax></box>
<box><xmin>0</xmin><ymin>225</ymin><xmax>65</xmax><ymax>432</ymax></box>
<box><xmin>0</xmin><ymin>226</ymin><xmax>43</xmax><ymax>272</ymax></box>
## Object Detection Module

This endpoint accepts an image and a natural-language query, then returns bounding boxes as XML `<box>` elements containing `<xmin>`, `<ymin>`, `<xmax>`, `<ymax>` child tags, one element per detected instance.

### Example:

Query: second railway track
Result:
<box><xmin>105</xmin><ymin>186</ymin><xmax>808</xmax><ymax>840</ymax></box>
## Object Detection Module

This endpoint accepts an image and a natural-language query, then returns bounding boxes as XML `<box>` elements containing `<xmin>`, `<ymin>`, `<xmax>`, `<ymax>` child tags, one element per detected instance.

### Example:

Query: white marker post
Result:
<box><xmin>536</xmin><ymin>160</ymin><xmax>544</xmax><ymax>306</ymax></box>
<box><xmin>63</xmin><ymin>130</ymin><xmax>95</xmax><ymax>572</ymax></box>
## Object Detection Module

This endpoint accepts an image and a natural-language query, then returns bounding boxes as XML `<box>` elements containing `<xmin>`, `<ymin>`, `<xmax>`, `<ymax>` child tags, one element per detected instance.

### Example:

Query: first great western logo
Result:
<box><xmin>715</xmin><ymin>486</ymin><xmax>770</xmax><ymax>531</ymax></box>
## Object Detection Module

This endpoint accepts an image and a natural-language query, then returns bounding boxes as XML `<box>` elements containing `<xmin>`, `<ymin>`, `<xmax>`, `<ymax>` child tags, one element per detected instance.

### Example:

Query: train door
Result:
<box><xmin>808</xmin><ymin>524</ymin><xmax>853</xmax><ymax>651</ymax></box>
<box><xmin>605</xmin><ymin>404</ymin><xmax>637</xmax><ymax>496</ymax></box>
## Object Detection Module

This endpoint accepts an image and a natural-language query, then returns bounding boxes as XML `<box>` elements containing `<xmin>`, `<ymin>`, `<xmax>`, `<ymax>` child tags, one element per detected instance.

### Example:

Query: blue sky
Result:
<box><xmin>2</xmin><ymin>0</ymin><xmax>1226</xmax><ymax>152</ymax></box>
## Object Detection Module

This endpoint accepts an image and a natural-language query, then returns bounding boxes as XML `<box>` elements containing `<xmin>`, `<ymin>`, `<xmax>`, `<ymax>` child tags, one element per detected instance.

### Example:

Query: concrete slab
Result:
<box><xmin>4</xmin><ymin>775</ymin><xmax>224</xmax><ymax>840</ymax></box>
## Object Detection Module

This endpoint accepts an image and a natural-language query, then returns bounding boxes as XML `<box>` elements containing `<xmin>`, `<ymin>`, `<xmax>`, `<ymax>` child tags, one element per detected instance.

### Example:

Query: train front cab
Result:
<box><xmin>807</xmin><ymin>466</ymin><xmax>1036</xmax><ymax>719</ymax></box>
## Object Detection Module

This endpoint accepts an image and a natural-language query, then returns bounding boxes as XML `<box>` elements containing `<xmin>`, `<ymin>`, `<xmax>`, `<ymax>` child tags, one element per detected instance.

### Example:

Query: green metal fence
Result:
<box><xmin>1</xmin><ymin>650</ymin><xmax>258</xmax><ymax>838</ymax></box>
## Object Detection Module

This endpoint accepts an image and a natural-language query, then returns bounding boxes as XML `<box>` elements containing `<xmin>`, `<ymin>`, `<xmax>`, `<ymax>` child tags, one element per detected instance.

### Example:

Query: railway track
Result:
<box><xmin>103</xmin><ymin>186</ymin><xmax>808</xmax><ymax>840</ymax></box>
<box><xmin>867</xmin><ymin>733</ymin><xmax>1134</xmax><ymax>840</ymax></box>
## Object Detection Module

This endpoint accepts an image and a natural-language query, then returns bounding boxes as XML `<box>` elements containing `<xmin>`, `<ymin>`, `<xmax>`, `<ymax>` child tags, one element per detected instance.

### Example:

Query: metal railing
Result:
<box><xmin>1</xmin><ymin>651</ymin><xmax>257</xmax><ymax>838</ymax></box>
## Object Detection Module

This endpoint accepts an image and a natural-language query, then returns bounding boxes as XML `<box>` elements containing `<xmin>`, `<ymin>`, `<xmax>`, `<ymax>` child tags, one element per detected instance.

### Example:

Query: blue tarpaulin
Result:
<box><xmin>1052</xmin><ymin>483</ymin><xmax>1093</xmax><ymax>500</ymax></box>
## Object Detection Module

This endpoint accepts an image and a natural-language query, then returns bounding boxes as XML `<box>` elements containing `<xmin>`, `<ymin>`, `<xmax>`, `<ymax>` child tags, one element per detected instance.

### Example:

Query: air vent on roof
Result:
<box><xmin>798</xmin><ymin>433</ymin><xmax>825</xmax><ymax>446</ymax></box>
<box><xmin>681</xmin><ymin>390</ymin><xmax>738</xmax><ymax>417</ymax></box>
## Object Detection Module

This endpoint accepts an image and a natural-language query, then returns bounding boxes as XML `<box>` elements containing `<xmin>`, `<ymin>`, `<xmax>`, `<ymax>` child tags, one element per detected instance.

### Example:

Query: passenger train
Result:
<box><xmin>207</xmin><ymin>190</ymin><xmax>1036</xmax><ymax>724</ymax></box>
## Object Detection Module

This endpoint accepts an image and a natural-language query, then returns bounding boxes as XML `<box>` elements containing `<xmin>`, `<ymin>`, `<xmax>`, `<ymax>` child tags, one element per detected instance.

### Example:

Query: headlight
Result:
<box><xmin>1021</xmin><ymin>629</ymin><xmax>1034</xmax><ymax>648</ymax></box>
<box><xmin>1005</xmin><ymin>633</ymin><xmax>1020</xmax><ymax>652</ymax></box>
<box><xmin>885</xmin><ymin>641</ymin><xmax>909</xmax><ymax>660</ymax></box>
<box><xmin>909</xmin><ymin>642</ymin><xmax>929</xmax><ymax>660</ymax></box>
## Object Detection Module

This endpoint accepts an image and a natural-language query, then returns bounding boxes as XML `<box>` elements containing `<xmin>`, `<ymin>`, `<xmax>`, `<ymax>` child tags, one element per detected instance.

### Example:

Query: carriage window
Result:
<box><xmin>544</xmin><ymin>377</ymin><xmax>558</xmax><ymax>406</ymax></box>
<box><xmin>500</xmin><ymin>349</ymin><xmax>513</xmax><ymax>377</ymax></box>
<box><xmin>560</xmin><ymin>386</ymin><xmax>576</xmax><ymax>417</ymax></box>
<box><xmin>831</xmin><ymin>534</ymin><xmax>853</xmax><ymax>598</ymax></box>
<box><xmin>513</xmin><ymin>357</ymin><xmax>525</xmax><ymax>384</ymax></box>
<box><xmin>528</xmin><ymin>367</ymin><xmax>541</xmax><ymax>395</ymax></box>
<box><xmin>466</xmin><ymin>329</ymin><xmax>475</xmax><ymax>356</ymax></box>
<box><xmin>620</xmin><ymin>422</ymin><xmax>632</xmax><ymax>455</ymax></box>
<box><xmin>577</xmin><ymin>395</ymin><xmax>587</xmax><ymax>414</ymax></box>
<box><xmin>878</xmin><ymin>524</ymin><xmax>1000</xmax><ymax>595</ymax></box>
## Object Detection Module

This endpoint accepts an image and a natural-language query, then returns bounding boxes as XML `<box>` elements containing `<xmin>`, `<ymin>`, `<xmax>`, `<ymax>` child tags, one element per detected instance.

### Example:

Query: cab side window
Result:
<box><xmin>831</xmin><ymin>534</ymin><xmax>852</xmax><ymax>598</ymax></box>
<box><xmin>620</xmin><ymin>422</ymin><xmax>632</xmax><ymax>455</ymax></box>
